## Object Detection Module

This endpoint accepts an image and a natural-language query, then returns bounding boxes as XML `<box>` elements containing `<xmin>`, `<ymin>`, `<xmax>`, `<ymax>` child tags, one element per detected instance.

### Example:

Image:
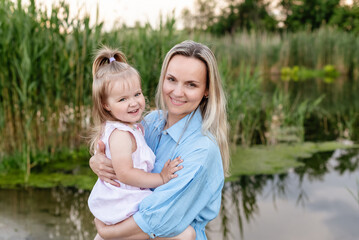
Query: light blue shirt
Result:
<box><xmin>133</xmin><ymin>109</ymin><xmax>224</xmax><ymax>240</ymax></box>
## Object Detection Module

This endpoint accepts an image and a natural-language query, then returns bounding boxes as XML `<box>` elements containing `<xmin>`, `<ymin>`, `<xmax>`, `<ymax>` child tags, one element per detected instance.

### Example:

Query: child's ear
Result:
<box><xmin>103</xmin><ymin>103</ymin><xmax>111</xmax><ymax>111</ymax></box>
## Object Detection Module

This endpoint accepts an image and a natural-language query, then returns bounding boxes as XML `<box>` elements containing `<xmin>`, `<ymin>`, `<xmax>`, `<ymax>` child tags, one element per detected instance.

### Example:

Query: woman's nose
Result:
<box><xmin>173</xmin><ymin>85</ymin><xmax>184</xmax><ymax>96</ymax></box>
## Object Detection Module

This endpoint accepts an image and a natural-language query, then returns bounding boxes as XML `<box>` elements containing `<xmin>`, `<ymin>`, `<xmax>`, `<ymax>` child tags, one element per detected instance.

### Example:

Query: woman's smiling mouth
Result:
<box><xmin>170</xmin><ymin>97</ymin><xmax>186</xmax><ymax>106</ymax></box>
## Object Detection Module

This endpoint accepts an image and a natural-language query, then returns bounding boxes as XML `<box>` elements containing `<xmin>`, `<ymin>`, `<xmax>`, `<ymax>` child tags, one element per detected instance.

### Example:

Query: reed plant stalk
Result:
<box><xmin>0</xmin><ymin>0</ymin><xmax>358</xmax><ymax>176</ymax></box>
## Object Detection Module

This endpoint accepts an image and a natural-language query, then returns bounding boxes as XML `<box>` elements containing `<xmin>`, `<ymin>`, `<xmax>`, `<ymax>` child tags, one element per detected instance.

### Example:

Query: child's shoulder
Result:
<box><xmin>105</xmin><ymin>121</ymin><xmax>128</xmax><ymax>130</ymax></box>
<box><xmin>104</xmin><ymin>121</ymin><xmax>135</xmax><ymax>137</ymax></box>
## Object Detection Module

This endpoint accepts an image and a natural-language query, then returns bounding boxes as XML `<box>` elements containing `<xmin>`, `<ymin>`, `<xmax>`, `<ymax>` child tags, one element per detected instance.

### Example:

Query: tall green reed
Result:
<box><xmin>1</xmin><ymin>0</ymin><xmax>358</xmax><ymax>177</ymax></box>
<box><xmin>0</xmin><ymin>0</ymin><xmax>101</xmax><ymax>178</ymax></box>
<box><xmin>199</xmin><ymin>28</ymin><xmax>359</xmax><ymax>78</ymax></box>
<box><xmin>0</xmin><ymin>0</ymin><xmax>188</xmax><ymax>177</ymax></box>
<box><xmin>222</xmin><ymin>61</ymin><xmax>264</xmax><ymax>146</ymax></box>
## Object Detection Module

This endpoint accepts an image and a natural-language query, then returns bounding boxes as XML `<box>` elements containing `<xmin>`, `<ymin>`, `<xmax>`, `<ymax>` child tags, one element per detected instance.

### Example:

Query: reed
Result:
<box><xmin>0</xmin><ymin>0</ymin><xmax>102</xmax><ymax>177</ymax></box>
<box><xmin>0</xmin><ymin>0</ymin><xmax>358</xmax><ymax>176</ymax></box>
<box><xmin>222</xmin><ymin>62</ymin><xmax>264</xmax><ymax>146</ymax></box>
<box><xmin>347</xmin><ymin>179</ymin><xmax>359</xmax><ymax>205</ymax></box>
<box><xmin>198</xmin><ymin>28</ymin><xmax>359</xmax><ymax>77</ymax></box>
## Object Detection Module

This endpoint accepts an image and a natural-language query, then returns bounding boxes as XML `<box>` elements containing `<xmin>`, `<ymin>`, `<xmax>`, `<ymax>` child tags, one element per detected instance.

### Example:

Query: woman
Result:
<box><xmin>90</xmin><ymin>40</ymin><xmax>230</xmax><ymax>240</ymax></box>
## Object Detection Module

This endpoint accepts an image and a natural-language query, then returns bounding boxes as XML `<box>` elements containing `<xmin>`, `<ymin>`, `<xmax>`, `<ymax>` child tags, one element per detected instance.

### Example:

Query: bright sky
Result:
<box><xmin>23</xmin><ymin>0</ymin><xmax>355</xmax><ymax>30</ymax></box>
<box><xmin>34</xmin><ymin>0</ymin><xmax>195</xmax><ymax>30</ymax></box>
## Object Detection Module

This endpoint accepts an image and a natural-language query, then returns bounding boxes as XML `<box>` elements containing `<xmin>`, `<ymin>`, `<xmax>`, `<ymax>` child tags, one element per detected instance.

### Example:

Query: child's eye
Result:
<box><xmin>119</xmin><ymin>98</ymin><xmax>125</xmax><ymax>102</ymax></box>
<box><xmin>135</xmin><ymin>92</ymin><xmax>142</xmax><ymax>97</ymax></box>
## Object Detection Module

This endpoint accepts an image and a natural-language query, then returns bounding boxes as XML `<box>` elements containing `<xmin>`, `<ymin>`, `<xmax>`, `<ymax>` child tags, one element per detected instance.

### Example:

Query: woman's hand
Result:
<box><xmin>94</xmin><ymin>218</ymin><xmax>107</xmax><ymax>238</ymax></box>
<box><xmin>90</xmin><ymin>140</ymin><xmax>120</xmax><ymax>187</ymax></box>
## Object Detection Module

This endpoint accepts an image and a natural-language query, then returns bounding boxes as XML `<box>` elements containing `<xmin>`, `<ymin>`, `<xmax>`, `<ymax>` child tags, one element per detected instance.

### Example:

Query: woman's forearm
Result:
<box><xmin>96</xmin><ymin>217</ymin><xmax>149</xmax><ymax>240</ymax></box>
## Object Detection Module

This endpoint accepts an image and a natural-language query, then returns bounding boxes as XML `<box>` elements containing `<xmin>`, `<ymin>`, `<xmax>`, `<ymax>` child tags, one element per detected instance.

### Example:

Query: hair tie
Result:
<box><xmin>109</xmin><ymin>57</ymin><xmax>116</xmax><ymax>63</ymax></box>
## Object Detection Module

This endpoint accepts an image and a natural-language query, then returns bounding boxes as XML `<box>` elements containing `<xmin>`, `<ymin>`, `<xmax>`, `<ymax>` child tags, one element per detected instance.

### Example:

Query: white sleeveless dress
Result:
<box><xmin>88</xmin><ymin>121</ymin><xmax>155</xmax><ymax>225</ymax></box>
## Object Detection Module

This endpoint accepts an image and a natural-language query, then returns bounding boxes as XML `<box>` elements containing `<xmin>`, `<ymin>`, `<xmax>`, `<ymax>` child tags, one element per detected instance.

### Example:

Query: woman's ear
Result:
<box><xmin>204</xmin><ymin>89</ymin><xmax>209</xmax><ymax>98</ymax></box>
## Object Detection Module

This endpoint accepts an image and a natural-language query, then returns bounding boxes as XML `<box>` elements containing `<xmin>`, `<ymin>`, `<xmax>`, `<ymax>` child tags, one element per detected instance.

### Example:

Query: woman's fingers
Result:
<box><xmin>97</xmin><ymin>140</ymin><xmax>106</xmax><ymax>154</ymax></box>
<box><xmin>99</xmin><ymin>169</ymin><xmax>116</xmax><ymax>179</ymax></box>
<box><xmin>99</xmin><ymin>164</ymin><xmax>116</xmax><ymax>175</ymax></box>
<box><xmin>94</xmin><ymin>218</ymin><xmax>106</xmax><ymax>236</ymax></box>
<box><xmin>103</xmin><ymin>177</ymin><xmax>121</xmax><ymax>187</ymax></box>
<box><xmin>91</xmin><ymin>145</ymin><xmax>120</xmax><ymax>186</ymax></box>
<box><xmin>98</xmin><ymin>165</ymin><xmax>120</xmax><ymax>187</ymax></box>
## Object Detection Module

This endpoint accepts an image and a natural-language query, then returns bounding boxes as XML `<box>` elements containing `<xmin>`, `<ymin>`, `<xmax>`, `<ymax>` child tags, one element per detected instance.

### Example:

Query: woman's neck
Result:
<box><xmin>165</xmin><ymin>111</ymin><xmax>196</xmax><ymax>130</ymax></box>
<box><xmin>164</xmin><ymin>115</ymin><xmax>181</xmax><ymax>130</ymax></box>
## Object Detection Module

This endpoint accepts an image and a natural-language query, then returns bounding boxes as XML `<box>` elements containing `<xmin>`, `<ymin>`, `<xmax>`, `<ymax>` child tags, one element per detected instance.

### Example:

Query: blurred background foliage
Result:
<box><xmin>0</xmin><ymin>0</ymin><xmax>358</xmax><ymax>179</ymax></box>
<box><xmin>182</xmin><ymin>0</ymin><xmax>359</xmax><ymax>34</ymax></box>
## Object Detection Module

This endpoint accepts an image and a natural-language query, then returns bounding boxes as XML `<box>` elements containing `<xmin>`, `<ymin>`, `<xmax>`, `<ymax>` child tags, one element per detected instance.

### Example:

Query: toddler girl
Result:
<box><xmin>88</xmin><ymin>47</ymin><xmax>193</xmax><ymax>239</ymax></box>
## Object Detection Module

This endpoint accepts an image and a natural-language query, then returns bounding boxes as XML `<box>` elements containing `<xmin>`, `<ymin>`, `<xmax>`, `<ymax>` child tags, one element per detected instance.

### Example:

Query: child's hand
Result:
<box><xmin>159</xmin><ymin>157</ymin><xmax>183</xmax><ymax>184</ymax></box>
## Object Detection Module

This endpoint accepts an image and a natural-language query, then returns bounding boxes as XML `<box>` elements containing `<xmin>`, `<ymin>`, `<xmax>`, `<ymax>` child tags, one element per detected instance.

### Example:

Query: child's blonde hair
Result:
<box><xmin>89</xmin><ymin>46</ymin><xmax>141</xmax><ymax>155</ymax></box>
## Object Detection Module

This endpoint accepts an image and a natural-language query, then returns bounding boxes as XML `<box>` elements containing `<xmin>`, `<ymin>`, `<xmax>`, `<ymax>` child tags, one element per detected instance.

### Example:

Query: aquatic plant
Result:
<box><xmin>224</xmin><ymin>63</ymin><xmax>264</xmax><ymax>146</ymax></box>
<box><xmin>264</xmin><ymin>89</ymin><xmax>324</xmax><ymax>144</ymax></box>
<box><xmin>347</xmin><ymin>179</ymin><xmax>359</xmax><ymax>205</ymax></box>
<box><xmin>280</xmin><ymin>65</ymin><xmax>339</xmax><ymax>83</ymax></box>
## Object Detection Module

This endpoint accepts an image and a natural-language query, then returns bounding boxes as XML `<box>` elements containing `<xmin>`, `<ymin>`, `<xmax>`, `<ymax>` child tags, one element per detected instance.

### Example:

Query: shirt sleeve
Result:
<box><xmin>133</xmin><ymin>144</ymin><xmax>223</xmax><ymax>238</ymax></box>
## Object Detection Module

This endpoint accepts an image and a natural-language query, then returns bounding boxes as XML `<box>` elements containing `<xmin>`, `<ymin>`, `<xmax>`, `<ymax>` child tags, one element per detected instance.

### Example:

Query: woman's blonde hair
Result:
<box><xmin>155</xmin><ymin>40</ymin><xmax>230</xmax><ymax>176</ymax></box>
<box><xmin>89</xmin><ymin>46</ymin><xmax>141</xmax><ymax>155</ymax></box>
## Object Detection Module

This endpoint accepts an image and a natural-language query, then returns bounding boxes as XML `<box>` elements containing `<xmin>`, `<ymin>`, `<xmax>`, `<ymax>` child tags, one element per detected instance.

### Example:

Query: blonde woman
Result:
<box><xmin>90</xmin><ymin>40</ymin><xmax>230</xmax><ymax>240</ymax></box>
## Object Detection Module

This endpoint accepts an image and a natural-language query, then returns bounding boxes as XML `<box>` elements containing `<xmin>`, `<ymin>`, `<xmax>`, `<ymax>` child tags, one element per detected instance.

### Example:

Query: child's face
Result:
<box><xmin>104</xmin><ymin>76</ymin><xmax>145</xmax><ymax>125</ymax></box>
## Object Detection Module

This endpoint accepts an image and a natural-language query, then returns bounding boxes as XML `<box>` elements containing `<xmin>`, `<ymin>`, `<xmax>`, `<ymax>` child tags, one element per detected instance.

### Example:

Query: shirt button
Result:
<box><xmin>149</xmin><ymin>233</ymin><xmax>156</xmax><ymax>238</ymax></box>
<box><xmin>163</xmin><ymin>131</ymin><xmax>167</xmax><ymax>135</ymax></box>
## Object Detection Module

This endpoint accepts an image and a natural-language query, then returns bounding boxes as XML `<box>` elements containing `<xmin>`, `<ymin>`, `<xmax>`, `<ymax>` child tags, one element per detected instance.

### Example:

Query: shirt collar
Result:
<box><xmin>166</xmin><ymin>108</ymin><xmax>202</xmax><ymax>144</ymax></box>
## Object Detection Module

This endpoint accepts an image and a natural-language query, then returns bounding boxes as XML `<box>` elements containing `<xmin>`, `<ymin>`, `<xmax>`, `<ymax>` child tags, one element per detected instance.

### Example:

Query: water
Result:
<box><xmin>207</xmin><ymin>148</ymin><xmax>359</xmax><ymax>240</ymax></box>
<box><xmin>0</xmin><ymin>188</ymin><xmax>96</xmax><ymax>240</ymax></box>
<box><xmin>0</xmin><ymin>149</ymin><xmax>358</xmax><ymax>240</ymax></box>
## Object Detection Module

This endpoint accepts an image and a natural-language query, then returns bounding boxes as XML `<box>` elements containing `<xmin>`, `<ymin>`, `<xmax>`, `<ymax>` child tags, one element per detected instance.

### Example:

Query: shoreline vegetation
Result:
<box><xmin>0</xmin><ymin>142</ymin><xmax>357</xmax><ymax>189</ymax></box>
<box><xmin>0</xmin><ymin>0</ymin><xmax>359</xmax><ymax>183</ymax></box>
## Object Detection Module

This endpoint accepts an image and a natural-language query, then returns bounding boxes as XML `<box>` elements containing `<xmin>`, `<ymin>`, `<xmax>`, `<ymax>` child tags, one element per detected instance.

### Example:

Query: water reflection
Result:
<box><xmin>0</xmin><ymin>149</ymin><xmax>358</xmax><ymax>240</ymax></box>
<box><xmin>207</xmin><ymin>148</ymin><xmax>359</xmax><ymax>240</ymax></box>
<box><xmin>0</xmin><ymin>187</ymin><xmax>96</xmax><ymax>240</ymax></box>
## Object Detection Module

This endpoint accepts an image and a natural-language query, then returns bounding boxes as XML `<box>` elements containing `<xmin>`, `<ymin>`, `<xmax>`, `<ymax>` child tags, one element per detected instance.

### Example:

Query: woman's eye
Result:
<box><xmin>167</xmin><ymin>77</ymin><xmax>175</xmax><ymax>82</ymax></box>
<box><xmin>188</xmin><ymin>83</ymin><xmax>197</xmax><ymax>88</ymax></box>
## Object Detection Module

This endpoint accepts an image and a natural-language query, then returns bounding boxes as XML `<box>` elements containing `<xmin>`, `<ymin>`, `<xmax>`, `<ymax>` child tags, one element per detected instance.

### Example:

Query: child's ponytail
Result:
<box><xmin>92</xmin><ymin>46</ymin><xmax>127</xmax><ymax>78</ymax></box>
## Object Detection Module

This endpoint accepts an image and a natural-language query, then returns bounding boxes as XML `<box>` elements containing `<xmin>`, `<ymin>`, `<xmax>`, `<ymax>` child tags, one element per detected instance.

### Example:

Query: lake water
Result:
<box><xmin>1</xmin><ymin>149</ymin><xmax>358</xmax><ymax>240</ymax></box>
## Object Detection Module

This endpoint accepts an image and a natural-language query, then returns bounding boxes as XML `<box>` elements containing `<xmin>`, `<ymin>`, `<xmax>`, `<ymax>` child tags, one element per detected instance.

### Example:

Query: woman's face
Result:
<box><xmin>162</xmin><ymin>55</ymin><xmax>208</xmax><ymax>126</ymax></box>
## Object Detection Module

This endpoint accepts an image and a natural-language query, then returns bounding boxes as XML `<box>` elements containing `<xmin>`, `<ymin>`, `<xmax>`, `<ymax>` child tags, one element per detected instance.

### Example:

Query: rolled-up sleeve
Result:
<box><xmin>133</xmin><ymin>145</ymin><xmax>222</xmax><ymax>238</ymax></box>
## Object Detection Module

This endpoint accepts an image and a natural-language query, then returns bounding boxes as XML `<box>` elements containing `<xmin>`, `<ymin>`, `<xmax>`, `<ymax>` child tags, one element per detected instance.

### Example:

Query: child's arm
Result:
<box><xmin>109</xmin><ymin>129</ymin><xmax>183</xmax><ymax>188</ymax></box>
